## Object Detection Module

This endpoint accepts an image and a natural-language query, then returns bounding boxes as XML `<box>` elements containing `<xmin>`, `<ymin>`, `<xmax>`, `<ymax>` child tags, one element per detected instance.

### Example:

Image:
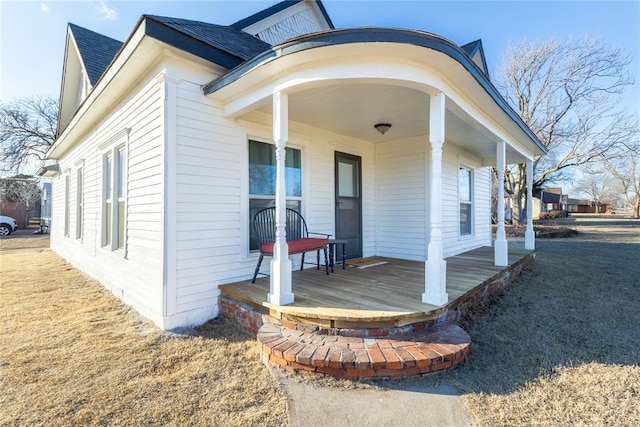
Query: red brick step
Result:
<box><xmin>257</xmin><ymin>322</ymin><xmax>471</xmax><ymax>379</ymax></box>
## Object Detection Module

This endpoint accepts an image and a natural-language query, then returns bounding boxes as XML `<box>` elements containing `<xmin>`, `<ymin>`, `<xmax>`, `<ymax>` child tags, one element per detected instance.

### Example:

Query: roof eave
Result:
<box><xmin>55</xmin><ymin>26</ymin><xmax>73</xmax><ymax>138</ymax></box>
<box><xmin>203</xmin><ymin>28</ymin><xmax>546</xmax><ymax>155</ymax></box>
<box><xmin>49</xmin><ymin>15</ymin><xmax>259</xmax><ymax>159</ymax></box>
<box><xmin>37</xmin><ymin>162</ymin><xmax>60</xmax><ymax>177</ymax></box>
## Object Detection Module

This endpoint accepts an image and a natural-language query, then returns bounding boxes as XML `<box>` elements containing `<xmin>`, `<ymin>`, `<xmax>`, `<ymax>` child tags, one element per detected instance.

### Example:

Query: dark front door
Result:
<box><xmin>335</xmin><ymin>152</ymin><xmax>362</xmax><ymax>260</ymax></box>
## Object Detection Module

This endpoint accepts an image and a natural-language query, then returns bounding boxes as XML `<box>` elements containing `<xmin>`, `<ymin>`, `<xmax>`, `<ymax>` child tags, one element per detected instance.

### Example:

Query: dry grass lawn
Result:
<box><xmin>0</xmin><ymin>234</ymin><xmax>287</xmax><ymax>426</ymax></box>
<box><xmin>2</xmin><ymin>217</ymin><xmax>639</xmax><ymax>426</ymax></box>
<box><xmin>416</xmin><ymin>216</ymin><xmax>640</xmax><ymax>425</ymax></box>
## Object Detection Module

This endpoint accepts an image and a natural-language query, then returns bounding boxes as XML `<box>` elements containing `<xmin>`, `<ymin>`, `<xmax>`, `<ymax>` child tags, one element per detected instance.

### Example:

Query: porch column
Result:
<box><xmin>525</xmin><ymin>160</ymin><xmax>535</xmax><ymax>250</ymax></box>
<box><xmin>423</xmin><ymin>92</ymin><xmax>448</xmax><ymax>306</ymax></box>
<box><xmin>494</xmin><ymin>141</ymin><xmax>509</xmax><ymax>266</ymax></box>
<box><xmin>268</xmin><ymin>91</ymin><xmax>294</xmax><ymax>306</ymax></box>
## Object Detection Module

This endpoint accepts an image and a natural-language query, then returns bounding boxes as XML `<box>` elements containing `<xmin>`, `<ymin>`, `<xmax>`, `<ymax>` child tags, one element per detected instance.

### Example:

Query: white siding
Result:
<box><xmin>173</xmin><ymin>81</ymin><xmax>243</xmax><ymax>315</ymax></box>
<box><xmin>375</xmin><ymin>138</ymin><xmax>492</xmax><ymax>261</ymax></box>
<box><xmin>52</xmin><ymin>67</ymin><xmax>494</xmax><ymax>330</ymax></box>
<box><xmin>375</xmin><ymin>138</ymin><xmax>427</xmax><ymax>261</ymax></box>
<box><xmin>50</xmin><ymin>68</ymin><xmax>165</xmax><ymax>326</ymax></box>
<box><xmin>169</xmin><ymin>91</ymin><xmax>493</xmax><ymax>324</ymax></box>
<box><xmin>170</xmin><ymin>103</ymin><xmax>378</xmax><ymax>318</ymax></box>
<box><xmin>440</xmin><ymin>144</ymin><xmax>492</xmax><ymax>257</ymax></box>
<box><xmin>52</xmin><ymin>64</ymin><xmax>493</xmax><ymax>331</ymax></box>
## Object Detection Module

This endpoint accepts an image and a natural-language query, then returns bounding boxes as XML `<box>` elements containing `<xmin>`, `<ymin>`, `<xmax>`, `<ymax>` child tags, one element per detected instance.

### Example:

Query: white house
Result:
<box><xmin>46</xmin><ymin>0</ymin><xmax>546</xmax><ymax>330</ymax></box>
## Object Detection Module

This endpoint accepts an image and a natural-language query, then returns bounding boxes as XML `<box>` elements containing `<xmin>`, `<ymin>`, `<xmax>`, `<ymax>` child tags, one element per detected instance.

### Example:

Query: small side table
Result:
<box><xmin>328</xmin><ymin>239</ymin><xmax>347</xmax><ymax>273</ymax></box>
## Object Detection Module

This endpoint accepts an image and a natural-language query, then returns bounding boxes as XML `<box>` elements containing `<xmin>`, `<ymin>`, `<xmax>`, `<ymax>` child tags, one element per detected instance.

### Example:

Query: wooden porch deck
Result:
<box><xmin>220</xmin><ymin>246</ymin><xmax>534</xmax><ymax>330</ymax></box>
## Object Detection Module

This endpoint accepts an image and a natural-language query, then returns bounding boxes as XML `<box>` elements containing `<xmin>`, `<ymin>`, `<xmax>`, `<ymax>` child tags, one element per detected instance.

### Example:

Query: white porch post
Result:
<box><xmin>525</xmin><ymin>160</ymin><xmax>535</xmax><ymax>250</ymax></box>
<box><xmin>268</xmin><ymin>91</ymin><xmax>294</xmax><ymax>305</ymax></box>
<box><xmin>494</xmin><ymin>141</ymin><xmax>509</xmax><ymax>266</ymax></box>
<box><xmin>423</xmin><ymin>92</ymin><xmax>448</xmax><ymax>306</ymax></box>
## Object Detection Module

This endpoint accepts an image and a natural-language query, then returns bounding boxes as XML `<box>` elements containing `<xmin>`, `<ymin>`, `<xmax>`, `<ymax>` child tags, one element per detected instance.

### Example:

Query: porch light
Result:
<box><xmin>374</xmin><ymin>123</ymin><xmax>392</xmax><ymax>134</ymax></box>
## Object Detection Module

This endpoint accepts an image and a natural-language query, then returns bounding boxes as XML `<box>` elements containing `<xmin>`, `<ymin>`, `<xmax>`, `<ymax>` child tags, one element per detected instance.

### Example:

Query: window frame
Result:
<box><xmin>458</xmin><ymin>165</ymin><xmax>474</xmax><ymax>237</ymax></box>
<box><xmin>247</xmin><ymin>138</ymin><xmax>303</xmax><ymax>252</ymax></box>
<box><xmin>64</xmin><ymin>173</ymin><xmax>70</xmax><ymax>237</ymax></box>
<box><xmin>100</xmin><ymin>129</ymin><xmax>129</xmax><ymax>254</ymax></box>
<box><xmin>76</xmin><ymin>165</ymin><xmax>84</xmax><ymax>240</ymax></box>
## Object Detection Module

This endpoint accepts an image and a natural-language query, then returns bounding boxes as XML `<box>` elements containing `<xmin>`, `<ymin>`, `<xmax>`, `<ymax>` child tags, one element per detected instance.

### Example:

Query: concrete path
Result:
<box><xmin>272</xmin><ymin>369</ymin><xmax>471</xmax><ymax>426</ymax></box>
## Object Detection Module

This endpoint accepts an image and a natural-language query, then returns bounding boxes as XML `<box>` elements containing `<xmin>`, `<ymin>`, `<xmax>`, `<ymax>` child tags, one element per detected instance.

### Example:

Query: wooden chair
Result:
<box><xmin>252</xmin><ymin>207</ymin><xmax>329</xmax><ymax>283</ymax></box>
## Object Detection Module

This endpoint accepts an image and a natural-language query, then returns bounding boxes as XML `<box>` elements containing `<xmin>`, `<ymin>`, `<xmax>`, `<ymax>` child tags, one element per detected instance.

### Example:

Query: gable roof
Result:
<box><xmin>146</xmin><ymin>15</ymin><xmax>271</xmax><ymax>66</ymax></box>
<box><xmin>460</xmin><ymin>39</ymin><xmax>489</xmax><ymax>78</ymax></box>
<box><xmin>231</xmin><ymin>0</ymin><xmax>334</xmax><ymax>30</ymax></box>
<box><xmin>69</xmin><ymin>23</ymin><xmax>123</xmax><ymax>86</ymax></box>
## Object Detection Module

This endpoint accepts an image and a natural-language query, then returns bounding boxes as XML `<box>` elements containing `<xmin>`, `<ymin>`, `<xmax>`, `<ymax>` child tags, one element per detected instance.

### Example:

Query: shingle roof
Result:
<box><xmin>460</xmin><ymin>38</ymin><xmax>489</xmax><ymax>78</ymax></box>
<box><xmin>460</xmin><ymin>39</ymin><xmax>481</xmax><ymax>57</ymax></box>
<box><xmin>69</xmin><ymin>23</ymin><xmax>123</xmax><ymax>86</ymax></box>
<box><xmin>147</xmin><ymin>15</ymin><xmax>271</xmax><ymax>61</ymax></box>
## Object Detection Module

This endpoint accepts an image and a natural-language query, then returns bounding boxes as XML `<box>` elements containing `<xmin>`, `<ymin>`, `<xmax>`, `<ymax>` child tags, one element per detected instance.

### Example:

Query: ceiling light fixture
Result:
<box><xmin>374</xmin><ymin>123</ymin><xmax>392</xmax><ymax>135</ymax></box>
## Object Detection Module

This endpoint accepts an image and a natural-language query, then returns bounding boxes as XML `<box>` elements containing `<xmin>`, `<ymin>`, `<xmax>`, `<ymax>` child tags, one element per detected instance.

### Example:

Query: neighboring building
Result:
<box><xmin>530</xmin><ymin>187</ymin><xmax>567</xmax><ymax>219</ymax></box>
<box><xmin>0</xmin><ymin>201</ymin><xmax>28</xmax><ymax>228</ymax></box>
<box><xmin>540</xmin><ymin>188</ymin><xmax>566</xmax><ymax>212</ymax></box>
<box><xmin>567</xmin><ymin>198</ymin><xmax>613</xmax><ymax>214</ymax></box>
<box><xmin>45</xmin><ymin>0</ymin><xmax>546</xmax><ymax>330</ymax></box>
<box><xmin>0</xmin><ymin>177</ymin><xmax>42</xmax><ymax>228</ymax></box>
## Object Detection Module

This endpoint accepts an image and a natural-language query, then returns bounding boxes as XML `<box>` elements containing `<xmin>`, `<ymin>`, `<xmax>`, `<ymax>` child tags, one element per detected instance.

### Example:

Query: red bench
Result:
<box><xmin>252</xmin><ymin>207</ymin><xmax>329</xmax><ymax>283</ymax></box>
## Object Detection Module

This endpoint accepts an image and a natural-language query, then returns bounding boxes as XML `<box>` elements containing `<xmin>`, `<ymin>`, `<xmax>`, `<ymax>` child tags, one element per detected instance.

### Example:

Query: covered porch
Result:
<box><xmin>220</xmin><ymin>245</ymin><xmax>534</xmax><ymax>331</ymax></box>
<box><xmin>205</xmin><ymin>28</ymin><xmax>546</xmax><ymax>312</ymax></box>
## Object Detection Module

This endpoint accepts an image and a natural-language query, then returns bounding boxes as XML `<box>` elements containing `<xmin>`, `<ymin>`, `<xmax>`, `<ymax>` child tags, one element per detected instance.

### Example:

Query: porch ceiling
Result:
<box><xmin>254</xmin><ymin>83</ymin><xmax>521</xmax><ymax>164</ymax></box>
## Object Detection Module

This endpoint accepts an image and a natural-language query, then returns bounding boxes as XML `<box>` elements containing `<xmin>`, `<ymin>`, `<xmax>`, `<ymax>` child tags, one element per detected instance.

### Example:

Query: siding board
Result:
<box><xmin>50</xmin><ymin>70</ymin><xmax>165</xmax><ymax>325</ymax></box>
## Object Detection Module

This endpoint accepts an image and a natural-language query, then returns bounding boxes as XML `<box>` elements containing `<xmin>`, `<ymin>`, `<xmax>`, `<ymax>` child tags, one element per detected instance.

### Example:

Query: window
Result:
<box><xmin>76</xmin><ymin>167</ymin><xmax>83</xmax><ymax>240</ymax></box>
<box><xmin>64</xmin><ymin>175</ymin><xmax>70</xmax><ymax>237</ymax></box>
<box><xmin>248</xmin><ymin>140</ymin><xmax>301</xmax><ymax>250</ymax></box>
<box><xmin>459</xmin><ymin>167</ymin><xmax>473</xmax><ymax>236</ymax></box>
<box><xmin>103</xmin><ymin>146</ymin><xmax>127</xmax><ymax>250</ymax></box>
<box><xmin>117</xmin><ymin>147</ymin><xmax>127</xmax><ymax>250</ymax></box>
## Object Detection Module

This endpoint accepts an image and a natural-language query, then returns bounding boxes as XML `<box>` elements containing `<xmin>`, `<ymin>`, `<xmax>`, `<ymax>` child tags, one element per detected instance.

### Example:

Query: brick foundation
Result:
<box><xmin>220</xmin><ymin>251</ymin><xmax>535</xmax><ymax>379</ymax></box>
<box><xmin>219</xmin><ymin>295</ymin><xmax>267</xmax><ymax>335</ymax></box>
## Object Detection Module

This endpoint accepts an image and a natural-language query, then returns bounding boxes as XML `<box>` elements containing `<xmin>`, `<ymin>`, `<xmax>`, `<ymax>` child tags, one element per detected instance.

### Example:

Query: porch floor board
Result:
<box><xmin>220</xmin><ymin>245</ymin><xmax>533</xmax><ymax>328</ymax></box>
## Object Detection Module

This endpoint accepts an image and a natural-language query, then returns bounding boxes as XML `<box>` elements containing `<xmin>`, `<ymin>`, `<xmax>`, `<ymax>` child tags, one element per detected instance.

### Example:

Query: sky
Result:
<box><xmin>1</xmin><ymin>0</ymin><xmax>639</xmax><ymax>111</ymax></box>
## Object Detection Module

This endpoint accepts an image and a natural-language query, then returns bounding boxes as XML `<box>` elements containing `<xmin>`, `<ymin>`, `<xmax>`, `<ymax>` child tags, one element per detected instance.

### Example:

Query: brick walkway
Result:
<box><xmin>258</xmin><ymin>322</ymin><xmax>471</xmax><ymax>379</ymax></box>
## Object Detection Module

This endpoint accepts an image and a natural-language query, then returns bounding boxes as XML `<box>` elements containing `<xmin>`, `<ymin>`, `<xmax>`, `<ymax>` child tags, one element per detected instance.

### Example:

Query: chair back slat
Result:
<box><xmin>253</xmin><ymin>207</ymin><xmax>309</xmax><ymax>245</ymax></box>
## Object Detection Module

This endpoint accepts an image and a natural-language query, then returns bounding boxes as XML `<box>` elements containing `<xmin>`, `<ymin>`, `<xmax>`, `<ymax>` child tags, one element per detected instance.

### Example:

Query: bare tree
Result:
<box><xmin>497</xmin><ymin>37</ymin><xmax>636</xmax><ymax>223</ymax></box>
<box><xmin>0</xmin><ymin>175</ymin><xmax>42</xmax><ymax>225</ymax></box>
<box><xmin>573</xmin><ymin>171</ymin><xmax>619</xmax><ymax>211</ymax></box>
<box><xmin>0</xmin><ymin>95</ymin><xmax>58</xmax><ymax>175</ymax></box>
<box><xmin>601</xmin><ymin>147</ymin><xmax>640</xmax><ymax>217</ymax></box>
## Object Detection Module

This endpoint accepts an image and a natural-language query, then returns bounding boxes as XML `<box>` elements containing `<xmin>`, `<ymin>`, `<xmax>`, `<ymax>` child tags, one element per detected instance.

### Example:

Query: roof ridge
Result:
<box><xmin>146</xmin><ymin>15</ymin><xmax>229</xmax><ymax>28</ymax></box>
<box><xmin>68</xmin><ymin>22</ymin><xmax>122</xmax><ymax>44</ymax></box>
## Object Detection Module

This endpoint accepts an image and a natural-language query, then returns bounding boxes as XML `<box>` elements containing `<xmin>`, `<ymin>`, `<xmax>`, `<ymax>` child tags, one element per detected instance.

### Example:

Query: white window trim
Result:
<box><xmin>241</xmin><ymin>127</ymin><xmax>306</xmax><ymax>259</ymax></box>
<box><xmin>75</xmin><ymin>164</ymin><xmax>84</xmax><ymax>241</ymax></box>
<box><xmin>458</xmin><ymin>164</ymin><xmax>474</xmax><ymax>239</ymax></box>
<box><xmin>100</xmin><ymin>129</ymin><xmax>129</xmax><ymax>256</ymax></box>
<box><xmin>64</xmin><ymin>172</ymin><xmax>70</xmax><ymax>237</ymax></box>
